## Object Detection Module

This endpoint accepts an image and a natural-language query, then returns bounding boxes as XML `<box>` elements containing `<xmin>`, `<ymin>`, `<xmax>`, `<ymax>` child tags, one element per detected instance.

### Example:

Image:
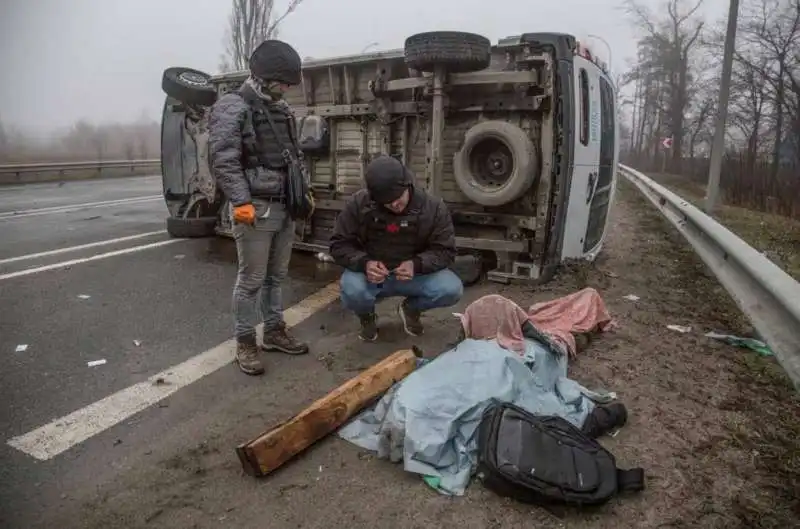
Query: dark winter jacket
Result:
<box><xmin>329</xmin><ymin>187</ymin><xmax>457</xmax><ymax>274</ymax></box>
<box><xmin>207</xmin><ymin>86</ymin><xmax>295</xmax><ymax>206</ymax></box>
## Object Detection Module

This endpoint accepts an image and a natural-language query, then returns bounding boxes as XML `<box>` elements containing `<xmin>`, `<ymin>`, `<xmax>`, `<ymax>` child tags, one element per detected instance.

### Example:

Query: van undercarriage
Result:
<box><xmin>161</xmin><ymin>32</ymin><xmax>583</xmax><ymax>284</ymax></box>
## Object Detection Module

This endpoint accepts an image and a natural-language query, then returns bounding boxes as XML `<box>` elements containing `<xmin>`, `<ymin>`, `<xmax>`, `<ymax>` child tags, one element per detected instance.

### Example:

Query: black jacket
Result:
<box><xmin>329</xmin><ymin>187</ymin><xmax>457</xmax><ymax>275</ymax></box>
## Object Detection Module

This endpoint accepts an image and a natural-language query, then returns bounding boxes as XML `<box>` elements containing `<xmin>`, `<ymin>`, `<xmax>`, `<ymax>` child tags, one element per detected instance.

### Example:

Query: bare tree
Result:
<box><xmin>220</xmin><ymin>0</ymin><xmax>305</xmax><ymax>72</ymax></box>
<box><xmin>621</xmin><ymin>0</ymin><xmax>800</xmax><ymax>218</ymax></box>
<box><xmin>624</xmin><ymin>0</ymin><xmax>707</xmax><ymax>172</ymax></box>
<box><xmin>733</xmin><ymin>0</ymin><xmax>800</xmax><ymax>174</ymax></box>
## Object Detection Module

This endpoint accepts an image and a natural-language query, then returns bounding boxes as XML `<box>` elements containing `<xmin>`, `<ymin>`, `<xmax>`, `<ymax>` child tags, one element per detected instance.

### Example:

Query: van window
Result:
<box><xmin>597</xmin><ymin>76</ymin><xmax>615</xmax><ymax>187</ymax></box>
<box><xmin>579</xmin><ymin>69</ymin><xmax>589</xmax><ymax>146</ymax></box>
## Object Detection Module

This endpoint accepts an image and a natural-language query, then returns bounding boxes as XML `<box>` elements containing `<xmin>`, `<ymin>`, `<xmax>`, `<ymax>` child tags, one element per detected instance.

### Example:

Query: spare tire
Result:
<box><xmin>453</xmin><ymin>120</ymin><xmax>537</xmax><ymax>207</ymax></box>
<box><xmin>404</xmin><ymin>31</ymin><xmax>491</xmax><ymax>73</ymax></box>
<box><xmin>162</xmin><ymin>67</ymin><xmax>218</xmax><ymax>107</ymax></box>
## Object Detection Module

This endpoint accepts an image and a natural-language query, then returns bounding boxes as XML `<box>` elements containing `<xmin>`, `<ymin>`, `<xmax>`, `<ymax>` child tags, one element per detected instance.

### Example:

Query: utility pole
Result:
<box><xmin>704</xmin><ymin>0</ymin><xmax>740</xmax><ymax>215</ymax></box>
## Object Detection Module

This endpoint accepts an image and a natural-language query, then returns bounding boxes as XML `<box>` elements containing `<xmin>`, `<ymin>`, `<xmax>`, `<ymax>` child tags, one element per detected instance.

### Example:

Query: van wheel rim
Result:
<box><xmin>178</xmin><ymin>72</ymin><xmax>209</xmax><ymax>87</ymax></box>
<box><xmin>469</xmin><ymin>138</ymin><xmax>513</xmax><ymax>189</ymax></box>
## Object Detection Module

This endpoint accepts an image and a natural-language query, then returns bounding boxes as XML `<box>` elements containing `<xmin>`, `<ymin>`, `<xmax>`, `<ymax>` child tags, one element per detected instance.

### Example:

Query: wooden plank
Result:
<box><xmin>236</xmin><ymin>348</ymin><xmax>421</xmax><ymax>477</ymax></box>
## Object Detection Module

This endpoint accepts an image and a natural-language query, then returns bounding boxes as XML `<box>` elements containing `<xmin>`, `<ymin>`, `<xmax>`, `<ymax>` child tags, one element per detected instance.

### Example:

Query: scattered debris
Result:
<box><xmin>667</xmin><ymin>324</ymin><xmax>692</xmax><ymax>334</ymax></box>
<box><xmin>113</xmin><ymin>439</ymin><xmax>122</xmax><ymax>446</ymax></box>
<box><xmin>315</xmin><ymin>252</ymin><xmax>334</xmax><ymax>263</ymax></box>
<box><xmin>133</xmin><ymin>339</ymin><xmax>142</xmax><ymax>347</ymax></box>
<box><xmin>153</xmin><ymin>377</ymin><xmax>168</xmax><ymax>386</ymax></box>
<box><xmin>705</xmin><ymin>331</ymin><xmax>775</xmax><ymax>357</ymax></box>
<box><xmin>15</xmin><ymin>344</ymin><xmax>28</xmax><ymax>353</ymax></box>
<box><xmin>173</xmin><ymin>254</ymin><xmax>185</xmax><ymax>260</ymax></box>
<box><xmin>623</xmin><ymin>294</ymin><xmax>640</xmax><ymax>301</ymax></box>
<box><xmin>87</xmin><ymin>359</ymin><xmax>107</xmax><ymax>367</ymax></box>
<box><xmin>278</xmin><ymin>483</ymin><xmax>309</xmax><ymax>495</ymax></box>
<box><xmin>77</xmin><ymin>294</ymin><xmax>91</xmax><ymax>300</ymax></box>
<box><xmin>83</xmin><ymin>215</ymin><xmax>102</xmax><ymax>221</ymax></box>
<box><xmin>316</xmin><ymin>352</ymin><xmax>334</xmax><ymax>370</ymax></box>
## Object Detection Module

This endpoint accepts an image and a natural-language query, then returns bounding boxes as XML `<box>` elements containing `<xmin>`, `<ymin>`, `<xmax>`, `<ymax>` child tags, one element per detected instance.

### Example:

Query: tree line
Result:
<box><xmin>0</xmin><ymin>1</ymin><xmax>305</xmax><ymax>166</ymax></box>
<box><xmin>0</xmin><ymin>115</ymin><xmax>160</xmax><ymax>164</ymax></box>
<box><xmin>621</xmin><ymin>0</ymin><xmax>800</xmax><ymax>218</ymax></box>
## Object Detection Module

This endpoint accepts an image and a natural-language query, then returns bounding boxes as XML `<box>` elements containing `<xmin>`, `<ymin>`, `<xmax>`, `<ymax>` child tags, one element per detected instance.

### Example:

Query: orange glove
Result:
<box><xmin>233</xmin><ymin>203</ymin><xmax>256</xmax><ymax>225</ymax></box>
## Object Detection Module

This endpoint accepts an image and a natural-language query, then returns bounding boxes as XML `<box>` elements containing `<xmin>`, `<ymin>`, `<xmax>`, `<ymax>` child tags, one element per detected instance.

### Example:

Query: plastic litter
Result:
<box><xmin>15</xmin><ymin>344</ymin><xmax>28</xmax><ymax>353</ymax></box>
<box><xmin>667</xmin><ymin>325</ymin><xmax>692</xmax><ymax>333</ymax></box>
<box><xmin>87</xmin><ymin>359</ymin><xmax>107</xmax><ymax>367</ymax></box>
<box><xmin>623</xmin><ymin>294</ymin><xmax>640</xmax><ymax>301</ymax></box>
<box><xmin>133</xmin><ymin>340</ymin><xmax>142</xmax><ymax>347</ymax></box>
<box><xmin>77</xmin><ymin>294</ymin><xmax>91</xmax><ymax>300</ymax></box>
<box><xmin>705</xmin><ymin>331</ymin><xmax>774</xmax><ymax>357</ymax></box>
<box><xmin>174</xmin><ymin>254</ymin><xmax>185</xmax><ymax>260</ymax></box>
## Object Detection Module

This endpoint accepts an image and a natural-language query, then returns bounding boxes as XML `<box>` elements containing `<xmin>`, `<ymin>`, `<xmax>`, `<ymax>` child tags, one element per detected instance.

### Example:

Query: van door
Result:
<box><xmin>582</xmin><ymin>75</ymin><xmax>618</xmax><ymax>255</ymax></box>
<box><xmin>561</xmin><ymin>57</ymin><xmax>601</xmax><ymax>259</ymax></box>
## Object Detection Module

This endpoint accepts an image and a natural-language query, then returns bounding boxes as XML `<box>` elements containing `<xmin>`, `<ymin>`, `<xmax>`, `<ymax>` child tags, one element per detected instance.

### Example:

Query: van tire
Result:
<box><xmin>404</xmin><ymin>31</ymin><xmax>491</xmax><ymax>73</ymax></box>
<box><xmin>161</xmin><ymin>67</ymin><xmax>218</xmax><ymax>107</ymax></box>
<box><xmin>453</xmin><ymin>253</ymin><xmax>484</xmax><ymax>286</ymax></box>
<box><xmin>166</xmin><ymin>216</ymin><xmax>218</xmax><ymax>238</ymax></box>
<box><xmin>453</xmin><ymin>121</ymin><xmax>537</xmax><ymax>207</ymax></box>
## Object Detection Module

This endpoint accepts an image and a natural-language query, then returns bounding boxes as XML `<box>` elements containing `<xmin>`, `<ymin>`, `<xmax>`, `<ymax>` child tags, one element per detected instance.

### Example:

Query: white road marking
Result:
<box><xmin>0</xmin><ymin>230</ymin><xmax>167</xmax><ymax>265</ymax></box>
<box><xmin>0</xmin><ymin>239</ymin><xmax>183</xmax><ymax>281</ymax></box>
<box><xmin>6</xmin><ymin>282</ymin><xmax>341</xmax><ymax>461</ymax></box>
<box><xmin>0</xmin><ymin>195</ymin><xmax>161</xmax><ymax>220</ymax></box>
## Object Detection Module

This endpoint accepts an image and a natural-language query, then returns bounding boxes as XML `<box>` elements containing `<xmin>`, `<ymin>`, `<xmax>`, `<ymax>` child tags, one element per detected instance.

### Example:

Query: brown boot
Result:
<box><xmin>262</xmin><ymin>323</ymin><xmax>309</xmax><ymax>355</ymax></box>
<box><xmin>235</xmin><ymin>341</ymin><xmax>265</xmax><ymax>376</ymax></box>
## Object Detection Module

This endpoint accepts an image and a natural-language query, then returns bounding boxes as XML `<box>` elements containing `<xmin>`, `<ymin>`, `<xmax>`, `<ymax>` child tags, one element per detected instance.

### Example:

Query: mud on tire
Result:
<box><xmin>404</xmin><ymin>31</ymin><xmax>491</xmax><ymax>73</ymax></box>
<box><xmin>161</xmin><ymin>67</ymin><xmax>218</xmax><ymax>107</ymax></box>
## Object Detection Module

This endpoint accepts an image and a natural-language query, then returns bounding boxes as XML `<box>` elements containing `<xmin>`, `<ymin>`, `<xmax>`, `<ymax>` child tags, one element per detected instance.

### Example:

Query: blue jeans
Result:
<box><xmin>340</xmin><ymin>268</ymin><xmax>464</xmax><ymax>316</ymax></box>
<box><xmin>232</xmin><ymin>200</ymin><xmax>295</xmax><ymax>341</ymax></box>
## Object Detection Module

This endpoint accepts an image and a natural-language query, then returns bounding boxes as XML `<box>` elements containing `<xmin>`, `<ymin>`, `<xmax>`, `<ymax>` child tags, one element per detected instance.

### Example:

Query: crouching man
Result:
<box><xmin>329</xmin><ymin>155</ymin><xmax>464</xmax><ymax>341</ymax></box>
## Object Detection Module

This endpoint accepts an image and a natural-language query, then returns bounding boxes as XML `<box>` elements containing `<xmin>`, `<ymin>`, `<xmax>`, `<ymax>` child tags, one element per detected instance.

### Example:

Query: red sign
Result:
<box><xmin>662</xmin><ymin>137</ymin><xmax>673</xmax><ymax>149</ymax></box>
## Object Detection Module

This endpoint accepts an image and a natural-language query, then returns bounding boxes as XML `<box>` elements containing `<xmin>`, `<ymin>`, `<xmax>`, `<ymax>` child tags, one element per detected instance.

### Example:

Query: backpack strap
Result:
<box><xmin>616</xmin><ymin>468</ymin><xmax>645</xmax><ymax>493</ymax></box>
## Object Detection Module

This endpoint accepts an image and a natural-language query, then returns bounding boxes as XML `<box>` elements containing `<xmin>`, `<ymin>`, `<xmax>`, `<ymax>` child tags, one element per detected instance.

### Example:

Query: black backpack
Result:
<box><xmin>476</xmin><ymin>401</ymin><xmax>645</xmax><ymax>506</ymax></box>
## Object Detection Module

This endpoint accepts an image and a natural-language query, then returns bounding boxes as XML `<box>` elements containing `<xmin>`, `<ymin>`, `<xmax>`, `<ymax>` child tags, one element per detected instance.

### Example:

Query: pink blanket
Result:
<box><xmin>459</xmin><ymin>287</ymin><xmax>615</xmax><ymax>358</ymax></box>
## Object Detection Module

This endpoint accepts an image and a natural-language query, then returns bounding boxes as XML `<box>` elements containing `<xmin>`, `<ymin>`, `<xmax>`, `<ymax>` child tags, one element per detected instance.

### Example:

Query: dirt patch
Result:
<box><xmin>57</xmin><ymin>179</ymin><xmax>799</xmax><ymax>529</ymax></box>
<box><xmin>647</xmin><ymin>172</ymin><xmax>800</xmax><ymax>281</ymax></box>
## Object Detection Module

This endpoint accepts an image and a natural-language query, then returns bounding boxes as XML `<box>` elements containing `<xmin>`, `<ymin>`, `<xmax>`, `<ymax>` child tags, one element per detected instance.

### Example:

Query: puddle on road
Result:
<box><xmin>199</xmin><ymin>237</ymin><xmax>341</xmax><ymax>283</ymax></box>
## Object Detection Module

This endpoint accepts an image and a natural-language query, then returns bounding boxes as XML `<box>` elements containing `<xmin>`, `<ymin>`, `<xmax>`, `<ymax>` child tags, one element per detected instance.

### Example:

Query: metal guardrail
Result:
<box><xmin>619</xmin><ymin>164</ymin><xmax>800</xmax><ymax>389</ymax></box>
<box><xmin>0</xmin><ymin>159</ymin><xmax>160</xmax><ymax>175</ymax></box>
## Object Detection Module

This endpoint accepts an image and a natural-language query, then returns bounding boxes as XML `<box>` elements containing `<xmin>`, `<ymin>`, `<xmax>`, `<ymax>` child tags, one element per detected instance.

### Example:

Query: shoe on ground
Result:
<box><xmin>398</xmin><ymin>300</ymin><xmax>424</xmax><ymax>336</ymax></box>
<box><xmin>358</xmin><ymin>312</ymin><xmax>378</xmax><ymax>342</ymax></box>
<box><xmin>262</xmin><ymin>323</ymin><xmax>309</xmax><ymax>355</ymax></box>
<box><xmin>236</xmin><ymin>341</ymin><xmax>265</xmax><ymax>376</ymax></box>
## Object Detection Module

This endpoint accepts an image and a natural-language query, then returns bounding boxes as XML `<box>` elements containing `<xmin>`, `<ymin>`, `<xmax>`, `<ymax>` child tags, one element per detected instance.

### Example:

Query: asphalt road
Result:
<box><xmin>1</xmin><ymin>175</ymin><xmax>792</xmax><ymax>529</ymax></box>
<box><xmin>0</xmin><ymin>175</ymin><xmax>337</xmax><ymax>527</ymax></box>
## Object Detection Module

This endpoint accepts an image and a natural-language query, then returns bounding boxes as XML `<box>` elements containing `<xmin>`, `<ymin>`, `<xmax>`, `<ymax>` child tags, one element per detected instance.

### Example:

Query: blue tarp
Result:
<box><xmin>338</xmin><ymin>337</ymin><xmax>615</xmax><ymax>496</ymax></box>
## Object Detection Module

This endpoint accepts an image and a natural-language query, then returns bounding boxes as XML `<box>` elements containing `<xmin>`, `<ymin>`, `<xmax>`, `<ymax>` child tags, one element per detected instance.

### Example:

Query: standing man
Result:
<box><xmin>209</xmin><ymin>40</ymin><xmax>309</xmax><ymax>376</ymax></box>
<box><xmin>329</xmin><ymin>155</ymin><xmax>464</xmax><ymax>341</ymax></box>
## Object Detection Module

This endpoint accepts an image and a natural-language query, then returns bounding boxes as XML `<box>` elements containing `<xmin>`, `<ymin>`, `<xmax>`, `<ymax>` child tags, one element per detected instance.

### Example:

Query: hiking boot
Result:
<box><xmin>398</xmin><ymin>300</ymin><xmax>424</xmax><ymax>336</ymax></box>
<box><xmin>262</xmin><ymin>324</ymin><xmax>309</xmax><ymax>355</ymax></box>
<box><xmin>358</xmin><ymin>312</ymin><xmax>378</xmax><ymax>342</ymax></box>
<box><xmin>235</xmin><ymin>341</ymin><xmax>265</xmax><ymax>376</ymax></box>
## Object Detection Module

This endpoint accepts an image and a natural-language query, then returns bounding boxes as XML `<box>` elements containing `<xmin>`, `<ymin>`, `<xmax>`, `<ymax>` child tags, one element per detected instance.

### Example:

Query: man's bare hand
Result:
<box><xmin>395</xmin><ymin>260</ymin><xmax>414</xmax><ymax>281</ymax></box>
<box><xmin>366</xmin><ymin>260</ymin><xmax>390</xmax><ymax>284</ymax></box>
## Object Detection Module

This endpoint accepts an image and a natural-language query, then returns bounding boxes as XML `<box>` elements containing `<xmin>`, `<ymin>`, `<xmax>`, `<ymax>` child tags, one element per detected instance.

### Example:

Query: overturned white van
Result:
<box><xmin>160</xmin><ymin>31</ymin><xmax>618</xmax><ymax>284</ymax></box>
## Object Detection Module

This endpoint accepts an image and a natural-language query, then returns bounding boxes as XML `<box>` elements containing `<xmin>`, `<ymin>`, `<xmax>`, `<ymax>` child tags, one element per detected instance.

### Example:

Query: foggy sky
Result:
<box><xmin>0</xmin><ymin>0</ymin><xmax>728</xmax><ymax>138</ymax></box>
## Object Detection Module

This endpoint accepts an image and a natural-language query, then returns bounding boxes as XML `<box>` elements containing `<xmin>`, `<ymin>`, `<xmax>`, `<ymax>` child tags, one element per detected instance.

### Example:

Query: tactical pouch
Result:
<box><xmin>261</xmin><ymin>105</ymin><xmax>314</xmax><ymax>221</ymax></box>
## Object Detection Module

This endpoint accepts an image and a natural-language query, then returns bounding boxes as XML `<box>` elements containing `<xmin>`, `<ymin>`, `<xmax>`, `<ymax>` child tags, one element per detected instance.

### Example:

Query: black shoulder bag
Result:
<box><xmin>259</xmin><ymin>102</ymin><xmax>315</xmax><ymax>221</ymax></box>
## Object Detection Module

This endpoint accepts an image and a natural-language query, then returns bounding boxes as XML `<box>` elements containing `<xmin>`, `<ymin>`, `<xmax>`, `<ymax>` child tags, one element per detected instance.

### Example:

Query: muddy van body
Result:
<box><xmin>160</xmin><ymin>31</ymin><xmax>618</xmax><ymax>284</ymax></box>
